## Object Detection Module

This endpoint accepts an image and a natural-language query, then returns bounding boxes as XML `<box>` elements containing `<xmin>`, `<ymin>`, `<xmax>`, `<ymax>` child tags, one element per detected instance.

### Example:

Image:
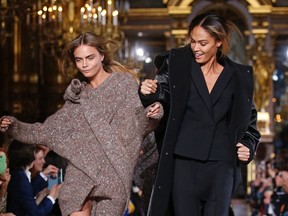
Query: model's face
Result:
<box><xmin>74</xmin><ymin>45</ymin><xmax>104</xmax><ymax>80</ymax></box>
<box><xmin>33</xmin><ymin>150</ymin><xmax>45</xmax><ymax>172</ymax></box>
<box><xmin>189</xmin><ymin>25</ymin><xmax>222</xmax><ymax>65</ymax></box>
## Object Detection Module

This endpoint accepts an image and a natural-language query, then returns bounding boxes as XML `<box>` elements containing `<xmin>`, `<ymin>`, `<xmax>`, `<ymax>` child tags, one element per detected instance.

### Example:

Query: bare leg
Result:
<box><xmin>70</xmin><ymin>200</ymin><xmax>92</xmax><ymax>216</ymax></box>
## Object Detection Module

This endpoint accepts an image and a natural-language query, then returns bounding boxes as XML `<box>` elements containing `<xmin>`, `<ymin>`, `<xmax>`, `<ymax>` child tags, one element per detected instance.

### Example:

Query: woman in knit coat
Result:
<box><xmin>0</xmin><ymin>32</ymin><xmax>163</xmax><ymax>216</ymax></box>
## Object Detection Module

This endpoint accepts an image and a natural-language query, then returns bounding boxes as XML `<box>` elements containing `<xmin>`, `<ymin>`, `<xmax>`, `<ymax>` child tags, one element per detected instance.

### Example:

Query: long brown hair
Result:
<box><xmin>59</xmin><ymin>32</ymin><xmax>138</xmax><ymax>80</ymax></box>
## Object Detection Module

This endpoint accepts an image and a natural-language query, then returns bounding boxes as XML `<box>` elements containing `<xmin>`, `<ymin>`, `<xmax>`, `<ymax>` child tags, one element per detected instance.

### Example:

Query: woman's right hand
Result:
<box><xmin>140</xmin><ymin>79</ymin><xmax>158</xmax><ymax>95</ymax></box>
<box><xmin>43</xmin><ymin>165</ymin><xmax>59</xmax><ymax>178</ymax></box>
<box><xmin>0</xmin><ymin>117</ymin><xmax>12</xmax><ymax>132</ymax></box>
<box><xmin>49</xmin><ymin>183</ymin><xmax>63</xmax><ymax>200</ymax></box>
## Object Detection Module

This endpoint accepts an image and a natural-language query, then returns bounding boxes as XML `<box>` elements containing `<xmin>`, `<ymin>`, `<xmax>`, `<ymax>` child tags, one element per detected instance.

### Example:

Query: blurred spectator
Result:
<box><xmin>0</xmin><ymin>148</ymin><xmax>14</xmax><ymax>216</ymax></box>
<box><xmin>6</xmin><ymin>140</ymin><xmax>61</xmax><ymax>216</ymax></box>
<box><xmin>44</xmin><ymin>150</ymin><xmax>68</xmax><ymax>216</ymax></box>
<box><xmin>249</xmin><ymin>149</ymin><xmax>288</xmax><ymax>216</ymax></box>
<box><xmin>30</xmin><ymin>145</ymin><xmax>59</xmax><ymax>197</ymax></box>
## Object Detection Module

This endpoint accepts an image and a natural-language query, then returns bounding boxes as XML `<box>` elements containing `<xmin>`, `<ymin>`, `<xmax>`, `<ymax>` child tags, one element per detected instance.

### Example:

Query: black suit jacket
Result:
<box><xmin>139</xmin><ymin>45</ymin><xmax>261</xmax><ymax>216</ymax></box>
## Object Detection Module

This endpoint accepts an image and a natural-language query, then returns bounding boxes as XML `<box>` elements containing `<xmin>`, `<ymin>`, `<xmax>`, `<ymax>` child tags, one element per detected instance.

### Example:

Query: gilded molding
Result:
<box><xmin>168</xmin><ymin>6</ymin><xmax>192</xmax><ymax>14</ymax></box>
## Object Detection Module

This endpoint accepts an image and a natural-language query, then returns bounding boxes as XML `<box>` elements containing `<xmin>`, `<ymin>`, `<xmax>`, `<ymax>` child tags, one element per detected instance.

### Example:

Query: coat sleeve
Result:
<box><xmin>139</xmin><ymin>51</ymin><xmax>171</xmax><ymax>112</ymax></box>
<box><xmin>239</xmin><ymin>102</ymin><xmax>261</xmax><ymax>163</ymax></box>
<box><xmin>114</xmin><ymin>75</ymin><xmax>163</xmax><ymax>141</ymax></box>
<box><xmin>31</xmin><ymin>174</ymin><xmax>48</xmax><ymax>197</ymax></box>
<box><xmin>0</xmin><ymin>79</ymin><xmax>82</xmax><ymax>147</ymax></box>
<box><xmin>0</xmin><ymin>101</ymin><xmax>73</xmax><ymax>148</ymax></box>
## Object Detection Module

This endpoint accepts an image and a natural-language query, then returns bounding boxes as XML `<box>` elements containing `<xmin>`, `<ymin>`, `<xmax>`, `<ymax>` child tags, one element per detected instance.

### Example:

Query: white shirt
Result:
<box><xmin>25</xmin><ymin>168</ymin><xmax>55</xmax><ymax>204</ymax></box>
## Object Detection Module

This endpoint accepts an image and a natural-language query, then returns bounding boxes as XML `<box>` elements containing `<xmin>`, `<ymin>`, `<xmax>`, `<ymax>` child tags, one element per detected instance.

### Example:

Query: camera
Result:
<box><xmin>57</xmin><ymin>168</ymin><xmax>63</xmax><ymax>184</ymax></box>
<box><xmin>48</xmin><ymin>168</ymin><xmax>63</xmax><ymax>189</ymax></box>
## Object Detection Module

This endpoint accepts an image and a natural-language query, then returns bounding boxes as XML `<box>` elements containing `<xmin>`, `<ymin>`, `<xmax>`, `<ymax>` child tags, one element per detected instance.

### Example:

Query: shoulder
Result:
<box><xmin>226</xmin><ymin>57</ymin><xmax>252</xmax><ymax>71</ymax></box>
<box><xmin>9</xmin><ymin>170</ymin><xmax>29</xmax><ymax>190</ymax></box>
<box><xmin>154</xmin><ymin>50</ymin><xmax>170</xmax><ymax>70</ymax></box>
<box><xmin>113</xmin><ymin>71</ymin><xmax>138</xmax><ymax>84</ymax></box>
<box><xmin>154</xmin><ymin>46</ymin><xmax>191</xmax><ymax>69</ymax></box>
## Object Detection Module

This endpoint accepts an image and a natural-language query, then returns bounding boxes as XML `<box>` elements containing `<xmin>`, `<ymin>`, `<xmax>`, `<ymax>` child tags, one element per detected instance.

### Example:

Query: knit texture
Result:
<box><xmin>2</xmin><ymin>72</ymin><xmax>162</xmax><ymax>215</ymax></box>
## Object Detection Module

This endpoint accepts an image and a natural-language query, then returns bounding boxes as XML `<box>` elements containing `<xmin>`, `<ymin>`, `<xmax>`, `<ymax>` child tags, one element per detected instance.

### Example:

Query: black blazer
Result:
<box><xmin>139</xmin><ymin>45</ymin><xmax>261</xmax><ymax>216</ymax></box>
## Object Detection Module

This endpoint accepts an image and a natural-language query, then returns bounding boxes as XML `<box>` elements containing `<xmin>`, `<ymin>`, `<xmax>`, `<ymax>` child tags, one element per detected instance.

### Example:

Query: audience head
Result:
<box><xmin>32</xmin><ymin>145</ymin><xmax>46</xmax><ymax>173</ymax></box>
<box><xmin>8</xmin><ymin>140</ymin><xmax>35</xmax><ymax>170</ymax></box>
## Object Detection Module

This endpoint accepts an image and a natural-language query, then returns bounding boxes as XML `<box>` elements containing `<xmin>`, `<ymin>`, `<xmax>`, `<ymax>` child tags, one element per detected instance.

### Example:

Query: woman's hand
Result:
<box><xmin>0</xmin><ymin>117</ymin><xmax>12</xmax><ymax>132</ymax></box>
<box><xmin>140</xmin><ymin>79</ymin><xmax>158</xmax><ymax>95</ymax></box>
<box><xmin>236</xmin><ymin>143</ymin><xmax>250</xmax><ymax>161</ymax></box>
<box><xmin>35</xmin><ymin>188</ymin><xmax>49</xmax><ymax>205</ymax></box>
<box><xmin>146</xmin><ymin>102</ymin><xmax>162</xmax><ymax>118</ymax></box>
<box><xmin>43</xmin><ymin>165</ymin><xmax>59</xmax><ymax>178</ymax></box>
<box><xmin>49</xmin><ymin>183</ymin><xmax>63</xmax><ymax>200</ymax></box>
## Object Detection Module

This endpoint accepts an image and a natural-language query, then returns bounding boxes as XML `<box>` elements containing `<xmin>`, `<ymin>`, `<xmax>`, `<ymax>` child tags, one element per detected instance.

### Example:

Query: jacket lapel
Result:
<box><xmin>190</xmin><ymin>61</ymin><xmax>214</xmax><ymax>115</ymax></box>
<box><xmin>210</xmin><ymin>62</ymin><xmax>234</xmax><ymax>106</ymax></box>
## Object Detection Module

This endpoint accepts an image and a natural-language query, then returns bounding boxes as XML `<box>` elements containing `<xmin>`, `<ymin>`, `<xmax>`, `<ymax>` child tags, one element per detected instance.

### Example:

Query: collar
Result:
<box><xmin>24</xmin><ymin>169</ymin><xmax>32</xmax><ymax>183</ymax></box>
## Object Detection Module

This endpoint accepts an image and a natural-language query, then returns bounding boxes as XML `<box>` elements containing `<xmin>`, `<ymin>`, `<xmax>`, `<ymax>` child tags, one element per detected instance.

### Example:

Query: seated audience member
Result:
<box><xmin>7</xmin><ymin>140</ymin><xmax>62</xmax><ymax>216</ymax></box>
<box><xmin>249</xmin><ymin>150</ymin><xmax>288</xmax><ymax>216</ymax></box>
<box><xmin>44</xmin><ymin>150</ymin><xmax>68</xmax><ymax>179</ymax></box>
<box><xmin>271</xmin><ymin>170</ymin><xmax>288</xmax><ymax>215</ymax></box>
<box><xmin>249</xmin><ymin>159</ymin><xmax>276</xmax><ymax>215</ymax></box>
<box><xmin>31</xmin><ymin>146</ymin><xmax>68</xmax><ymax>216</ymax></box>
<box><xmin>281</xmin><ymin>171</ymin><xmax>288</xmax><ymax>216</ymax></box>
<box><xmin>281</xmin><ymin>171</ymin><xmax>288</xmax><ymax>193</ymax></box>
<box><xmin>30</xmin><ymin>145</ymin><xmax>59</xmax><ymax>197</ymax></box>
<box><xmin>44</xmin><ymin>150</ymin><xmax>68</xmax><ymax>216</ymax></box>
<box><xmin>0</xmin><ymin>148</ymin><xmax>14</xmax><ymax>216</ymax></box>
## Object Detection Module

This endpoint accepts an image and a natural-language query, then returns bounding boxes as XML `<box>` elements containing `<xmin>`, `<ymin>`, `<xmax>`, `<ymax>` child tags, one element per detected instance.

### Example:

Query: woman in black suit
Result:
<box><xmin>139</xmin><ymin>13</ymin><xmax>261</xmax><ymax>216</ymax></box>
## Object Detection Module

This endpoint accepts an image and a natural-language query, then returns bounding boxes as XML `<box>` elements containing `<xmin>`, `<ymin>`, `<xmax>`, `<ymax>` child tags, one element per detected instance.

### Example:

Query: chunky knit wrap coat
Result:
<box><xmin>1</xmin><ymin>72</ymin><xmax>163</xmax><ymax>216</ymax></box>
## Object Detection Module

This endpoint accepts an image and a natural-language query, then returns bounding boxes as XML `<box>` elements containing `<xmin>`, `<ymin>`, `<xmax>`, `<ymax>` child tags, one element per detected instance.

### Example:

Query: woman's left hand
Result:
<box><xmin>146</xmin><ymin>103</ymin><xmax>162</xmax><ymax>118</ymax></box>
<box><xmin>236</xmin><ymin>143</ymin><xmax>250</xmax><ymax>162</ymax></box>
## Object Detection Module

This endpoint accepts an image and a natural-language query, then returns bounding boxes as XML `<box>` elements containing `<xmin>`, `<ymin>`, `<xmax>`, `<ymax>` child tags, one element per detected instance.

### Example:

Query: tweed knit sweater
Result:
<box><xmin>1</xmin><ymin>72</ymin><xmax>162</xmax><ymax>215</ymax></box>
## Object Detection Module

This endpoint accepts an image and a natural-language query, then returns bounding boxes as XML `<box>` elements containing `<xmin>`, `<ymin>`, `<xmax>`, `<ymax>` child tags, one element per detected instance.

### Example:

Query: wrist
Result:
<box><xmin>47</xmin><ymin>195</ymin><xmax>56</xmax><ymax>204</ymax></box>
<box><xmin>40</xmin><ymin>172</ymin><xmax>48</xmax><ymax>181</ymax></box>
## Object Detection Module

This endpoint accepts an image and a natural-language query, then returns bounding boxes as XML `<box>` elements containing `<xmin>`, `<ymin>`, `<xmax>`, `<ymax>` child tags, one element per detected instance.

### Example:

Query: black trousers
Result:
<box><xmin>172</xmin><ymin>156</ymin><xmax>234</xmax><ymax>216</ymax></box>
